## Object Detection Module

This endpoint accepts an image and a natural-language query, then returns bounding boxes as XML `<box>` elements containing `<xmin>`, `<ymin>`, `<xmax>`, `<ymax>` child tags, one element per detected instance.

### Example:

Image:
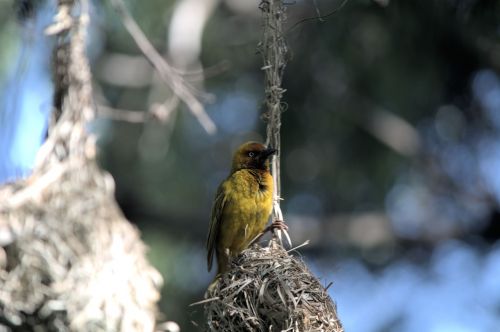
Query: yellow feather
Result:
<box><xmin>206</xmin><ymin>142</ymin><xmax>275</xmax><ymax>275</ymax></box>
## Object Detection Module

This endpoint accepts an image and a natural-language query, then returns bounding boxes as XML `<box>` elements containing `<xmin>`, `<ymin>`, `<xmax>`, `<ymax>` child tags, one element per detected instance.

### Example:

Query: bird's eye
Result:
<box><xmin>248</xmin><ymin>152</ymin><xmax>255</xmax><ymax>157</ymax></box>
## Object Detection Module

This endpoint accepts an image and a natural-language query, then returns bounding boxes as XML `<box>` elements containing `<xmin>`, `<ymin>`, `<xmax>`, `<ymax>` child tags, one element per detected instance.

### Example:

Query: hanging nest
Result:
<box><xmin>0</xmin><ymin>156</ymin><xmax>162</xmax><ymax>331</ymax></box>
<box><xmin>204</xmin><ymin>241</ymin><xmax>344</xmax><ymax>332</ymax></box>
<box><xmin>0</xmin><ymin>0</ymin><xmax>163</xmax><ymax>330</ymax></box>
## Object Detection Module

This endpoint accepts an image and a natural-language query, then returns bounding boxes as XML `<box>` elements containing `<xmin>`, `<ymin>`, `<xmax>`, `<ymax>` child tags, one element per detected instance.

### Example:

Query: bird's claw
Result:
<box><xmin>268</xmin><ymin>219</ymin><xmax>288</xmax><ymax>232</ymax></box>
<box><xmin>248</xmin><ymin>220</ymin><xmax>289</xmax><ymax>246</ymax></box>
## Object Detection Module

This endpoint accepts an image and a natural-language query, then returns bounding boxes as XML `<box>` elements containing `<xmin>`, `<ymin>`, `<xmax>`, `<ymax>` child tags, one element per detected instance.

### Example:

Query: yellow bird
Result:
<box><xmin>206</xmin><ymin>141</ymin><xmax>278</xmax><ymax>275</ymax></box>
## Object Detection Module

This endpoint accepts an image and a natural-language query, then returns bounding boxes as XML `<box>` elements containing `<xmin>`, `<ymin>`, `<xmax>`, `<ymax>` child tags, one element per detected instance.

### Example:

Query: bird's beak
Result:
<box><xmin>261</xmin><ymin>147</ymin><xmax>277</xmax><ymax>160</ymax></box>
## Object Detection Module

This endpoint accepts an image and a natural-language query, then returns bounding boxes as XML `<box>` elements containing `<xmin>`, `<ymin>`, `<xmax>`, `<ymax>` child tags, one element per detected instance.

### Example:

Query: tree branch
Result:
<box><xmin>108</xmin><ymin>0</ymin><xmax>217</xmax><ymax>135</ymax></box>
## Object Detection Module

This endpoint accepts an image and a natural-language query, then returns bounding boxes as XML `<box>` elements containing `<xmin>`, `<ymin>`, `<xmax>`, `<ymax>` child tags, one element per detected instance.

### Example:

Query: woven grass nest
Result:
<box><xmin>0</xmin><ymin>155</ymin><xmax>162</xmax><ymax>331</ymax></box>
<box><xmin>0</xmin><ymin>2</ymin><xmax>162</xmax><ymax>328</ymax></box>
<box><xmin>204</xmin><ymin>240</ymin><xmax>344</xmax><ymax>332</ymax></box>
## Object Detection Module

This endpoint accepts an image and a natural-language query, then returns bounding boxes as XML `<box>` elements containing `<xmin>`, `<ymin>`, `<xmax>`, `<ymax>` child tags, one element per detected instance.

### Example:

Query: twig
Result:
<box><xmin>97</xmin><ymin>97</ymin><xmax>179</xmax><ymax>124</ymax></box>
<box><xmin>97</xmin><ymin>105</ymin><xmax>149</xmax><ymax>123</ymax></box>
<box><xmin>108</xmin><ymin>0</ymin><xmax>216</xmax><ymax>135</ymax></box>
<box><xmin>260</xmin><ymin>0</ymin><xmax>291</xmax><ymax>246</ymax></box>
<box><xmin>171</xmin><ymin>60</ymin><xmax>231</xmax><ymax>82</ymax></box>
<box><xmin>287</xmin><ymin>0</ymin><xmax>350</xmax><ymax>33</ymax></box>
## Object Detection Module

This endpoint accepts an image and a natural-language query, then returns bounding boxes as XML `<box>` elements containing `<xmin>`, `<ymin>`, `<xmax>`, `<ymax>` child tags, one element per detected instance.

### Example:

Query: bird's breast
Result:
<box><xmin>219</xmin><ymin>169</ymin><xmax>274</xmax><ymax>250</ymax></box>
<box><xmin>227</xmin><ymin>169</ymin><xmax>273</xmax><ymax>202</ymax></box>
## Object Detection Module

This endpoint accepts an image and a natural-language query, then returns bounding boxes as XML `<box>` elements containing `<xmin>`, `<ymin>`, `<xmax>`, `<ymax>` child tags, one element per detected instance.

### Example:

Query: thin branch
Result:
<box><xmin>97</xmin><ymin>105</ymin><xmax>149</xmax><ymax>123</ymax></box>
<box><xmin>287</xmin><ymin>0</ymin><xmax>350</xmax><ymax>33</ymax></box>
<box><xmin>108</xmin><ymin>0</ymin><xmax>216</xmax><ymax>135</ymax></box>
<box><xmin>97</xmin><ymin>97</ymin><xmax>179</xmax><ymax>124</ymax></box>
<box><xmin>260</xmin><ymin>0</ymin><xmax>291</xmax><ymax>246</ymax></box>
<box><xmin>171</xmin><ymin>60</ymin><xmax>231</xmax><ymax>82</ymax></box>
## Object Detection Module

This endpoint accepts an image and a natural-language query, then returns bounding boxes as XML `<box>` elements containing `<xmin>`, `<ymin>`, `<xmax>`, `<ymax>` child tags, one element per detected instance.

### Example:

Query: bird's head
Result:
<box><xmin>231</xmin><ymin>141</ymin><xmax>277</xmax><ymax>172</ymax></box>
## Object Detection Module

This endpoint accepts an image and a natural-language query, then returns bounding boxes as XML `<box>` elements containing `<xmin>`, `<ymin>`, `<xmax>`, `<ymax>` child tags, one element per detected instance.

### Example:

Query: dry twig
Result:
<box><xmin>97</xmin><ymin>97</ymin><xmax>180</xmax><ymax>124</ymax></box>
<box><xmin>108</xmin><ymin>0</ymin><xmax>216</xmax><ymax>134</ymax></box>
<box><xmin>260</xmin><ymin>0</ymin><xmax>291</xmax><ymax>246</ymax></box>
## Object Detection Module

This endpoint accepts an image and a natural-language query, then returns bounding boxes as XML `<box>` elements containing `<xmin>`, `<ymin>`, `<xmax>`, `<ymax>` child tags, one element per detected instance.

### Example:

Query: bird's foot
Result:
<box><xmin>268</xmin><ymin>219</ymin><xmax>292</xmax><ymax>246</ymax></box>
<box><xmin>268</xmin><ymin>219</ymin><xmax>288</xmax><ymax>232</ymax></box>
<box><xmin>249</xmin><ymin>220</ymin><xmax>289</xmax><ymax>246</ymax></box>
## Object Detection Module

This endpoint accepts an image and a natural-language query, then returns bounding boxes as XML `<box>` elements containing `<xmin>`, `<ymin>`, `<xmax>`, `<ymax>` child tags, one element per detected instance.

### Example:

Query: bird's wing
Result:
<box><xmin>206</xmin><ymin>183</ymin><xmax>228</xmax><ymax>271</ymax></box>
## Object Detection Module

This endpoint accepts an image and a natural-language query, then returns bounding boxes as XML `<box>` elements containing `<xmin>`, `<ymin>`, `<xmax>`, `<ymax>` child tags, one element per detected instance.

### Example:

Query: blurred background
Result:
<box><xmin>1</xmin><ymin>0</ymin><xmax>500</xmax><ymax>331</ymax></box>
